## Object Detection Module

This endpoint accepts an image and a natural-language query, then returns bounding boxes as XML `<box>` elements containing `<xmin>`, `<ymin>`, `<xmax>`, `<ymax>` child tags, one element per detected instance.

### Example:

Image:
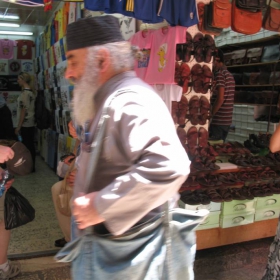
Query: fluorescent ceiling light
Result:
<box><xmin>0</xmin><ymin>31</ymin><xmax>33</xmax><ymax>35</ymax></box>
<box><xmin>0</xmin><ymin>23</ymin><xmax>20</xmax><ymax>27</ymax></box>
<box><xmin>0</xmin><ymin>15</ymin><xmax>19</xmax><ymax>20</ymax></box>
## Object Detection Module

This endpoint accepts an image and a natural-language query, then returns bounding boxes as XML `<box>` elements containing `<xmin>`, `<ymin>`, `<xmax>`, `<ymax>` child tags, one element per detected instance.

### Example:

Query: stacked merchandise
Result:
<box><xmin>35</xmin><ymin>2</ymin><xmax>79</xmax><ymax>170</ymax></box>
<box><xmin>0</xmin><ymin>39</ymin><xmax>35</xmax><ymax>126</ymax></box>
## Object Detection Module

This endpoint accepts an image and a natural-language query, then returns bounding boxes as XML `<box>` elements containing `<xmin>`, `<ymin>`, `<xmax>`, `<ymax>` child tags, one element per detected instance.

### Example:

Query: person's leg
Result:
<box><xmin>0</xmin><ymin>193</ymin><xmax>20</xmax><ymax>279</ymax></box>
<box><xmin>51</xmin><ymin>181</ymin><xmax>71</xmax><ymax>244</ymax></box>
<box><xmin>209</xmin><ymin>124</ymin><xmax>224</xmax><ymax>140</ymax></box>
<box><xmin>21</xmin><ymin>127</ymin><xmax>36</xmax><ymax>171</ymax></box>
<box><xmin>222</xmin><ymin>125</ymin><xmax>230</xmax><ymax>142</ymax></box>
<box><xmin>0</xmin><ymin>194</ymin><xmax>9</xmax><ymax>264</ymax></box>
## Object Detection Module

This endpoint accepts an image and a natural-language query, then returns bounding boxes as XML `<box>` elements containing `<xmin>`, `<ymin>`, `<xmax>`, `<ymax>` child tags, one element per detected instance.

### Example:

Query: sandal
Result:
<box><xmin>193</xmin><ymin>33</ymin><xmax>204</xmax><ymax>62</ymax></box>
<box><xmin>230</xmin><ymin>188</ymin><xmax>247</xmax><ymax>200</ymax></box>
<box><xmin>177</xmin><ymin>95</ymin><xmax>188</xmax><ymax>125</ymax></box>
<box><xmin>217</xmin><ymin>188</ymin><xmax>233</xmax><ymax>202</ymax></box>
<box><xmin>200</xmin><ymin>96</ymin><xmax>210</xmax><ymax>115</ymax></box>
<box><xmin>177</xmin><ymin>127</ymin><xmax>187</xmax><ymax>146</ymax></box>
<box><xmin>186</xmin><ymin>126</ymin><xmax>198</xmax><ymax>148</ymax></box>
<box><xmin>203</xmin><ymin>34</ymin><xmax>216</xmax><ymax>63</ymax></box>
<box><xmin>207</xmin><ymin>189</ymin><xmax>223</xmax><ymax>203</ymax></box>
<box><xmin>171</xmin><ymin>101</ymin><xmax>179</xmax><ymax>124</ymax></box>
<box><xmin>198</xmin><ymin>127</ymin><xmax>209</xmax><ymax>148</ymax></box>
<box><xmin>183</xmin><ymin>32</ymin><xmax>194</xmax><ymax>63</ymax></box>
<box><xmin>180</xmin><ymin>63</ymin><xmax>191</xmax><ymax>94</ymax></box>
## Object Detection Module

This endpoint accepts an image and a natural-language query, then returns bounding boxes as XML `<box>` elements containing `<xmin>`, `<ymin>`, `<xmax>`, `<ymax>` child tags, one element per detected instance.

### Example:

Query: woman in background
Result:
<box><xmin>16</xmin><ymin>72</ymin><xmax>36</xmax><ymax>172</ymax></box>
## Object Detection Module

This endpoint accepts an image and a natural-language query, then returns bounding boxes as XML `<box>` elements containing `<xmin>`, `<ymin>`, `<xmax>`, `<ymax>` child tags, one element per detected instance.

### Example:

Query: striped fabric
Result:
<box><xmin>211</xmin><ymin>66</ymin><xmax>235</xmax><ymax>126</ymax></box>
<box><xmin>126</xmin><ymin>0</ymin><xmax>134</xmax><ymax>11</ymax></box>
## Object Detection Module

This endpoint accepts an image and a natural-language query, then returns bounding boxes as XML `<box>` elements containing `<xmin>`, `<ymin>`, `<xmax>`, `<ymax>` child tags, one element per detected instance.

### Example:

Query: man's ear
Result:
<box><xmin>97</xmin><ymin>49</ymin><xmax>110</xmax><ymax>73</ymax></box>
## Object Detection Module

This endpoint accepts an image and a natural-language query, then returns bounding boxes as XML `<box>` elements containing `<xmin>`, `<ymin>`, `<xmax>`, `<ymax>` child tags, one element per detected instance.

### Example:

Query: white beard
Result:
<box><xmin>71</xmin><ymin>58</ymin><xmax>99</xmax><ymax>126</ymax></box>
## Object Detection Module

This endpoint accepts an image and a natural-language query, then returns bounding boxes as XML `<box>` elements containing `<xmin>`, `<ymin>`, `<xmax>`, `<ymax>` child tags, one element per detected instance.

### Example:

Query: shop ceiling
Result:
<box><xmin>0</xmin><ymin>0</ymin><xmax>61</xmax><ymax>27</ymax></box>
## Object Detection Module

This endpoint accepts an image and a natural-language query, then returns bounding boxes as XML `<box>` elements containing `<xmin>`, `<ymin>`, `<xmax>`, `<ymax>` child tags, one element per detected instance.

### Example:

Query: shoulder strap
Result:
<box><xmin>84</xmin><ymin>87</ymin><xmax>133</xmax><ymax>195</ymax></box>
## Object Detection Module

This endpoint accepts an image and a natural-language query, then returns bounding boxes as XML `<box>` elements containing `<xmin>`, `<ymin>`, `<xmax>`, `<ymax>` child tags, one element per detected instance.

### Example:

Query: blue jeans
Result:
<box><xmin>209</xmin><ymin>124</ymin><xmax>230</xmax><ymax>141</ymax></box>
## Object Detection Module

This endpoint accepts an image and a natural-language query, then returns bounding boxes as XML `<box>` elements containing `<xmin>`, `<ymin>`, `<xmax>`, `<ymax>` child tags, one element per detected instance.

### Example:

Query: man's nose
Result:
<box><xmin>64</xmin><ymin>67</ymin><xmax>72</xmax><ymax>80</ymax></box>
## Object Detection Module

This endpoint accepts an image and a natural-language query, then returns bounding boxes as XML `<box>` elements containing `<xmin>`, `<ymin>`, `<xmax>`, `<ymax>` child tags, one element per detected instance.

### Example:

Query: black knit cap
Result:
<box><xmin>66</xmin><ymin>15</ymin><xmax>125</xmax><ymax>51</ymax></box>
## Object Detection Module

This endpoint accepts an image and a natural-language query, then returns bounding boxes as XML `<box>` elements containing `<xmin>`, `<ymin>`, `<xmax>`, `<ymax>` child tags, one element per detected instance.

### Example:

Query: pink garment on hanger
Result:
<box><xmin>129</xmin><ymin>29</ymin><xmax>155</xmax><ymax>80</ymax></box>
<box><xmin>145</xmin><ymin>26</ymin><xmax>187</xmax><ymax>84</ymax></box>
<box><xmin>0</xmin><ymin>40</ymin><xmax>16</xmax><ymax>59</ymax></box>
<box><xmin>152</xmin><ymin>84</ymin><xmax>182</xmax><ymax>113</ymax></box>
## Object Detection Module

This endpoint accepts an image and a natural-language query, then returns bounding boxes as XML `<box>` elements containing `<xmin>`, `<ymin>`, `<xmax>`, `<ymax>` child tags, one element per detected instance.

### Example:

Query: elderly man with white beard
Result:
<box><xmin>55</xmin><ymin>16</ymin><xmax>193</xmax><ymax>280</ymax></box>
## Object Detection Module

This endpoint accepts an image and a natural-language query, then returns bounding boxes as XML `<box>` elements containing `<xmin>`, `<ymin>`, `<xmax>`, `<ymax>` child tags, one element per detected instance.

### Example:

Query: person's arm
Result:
<box><xmin>15</xmin><ymin>107</ymin><xmax>26</xmax><ymax>135</ymax></box>
<box><xmin>270</xmin><ymin>124</ymin><xmax>280</xmax><ymax>152</ymax></box>
<box><xmin>212</xmin><ymin>86</ymin><xmax>225</xmax><ymax>116</ymax></box>
<box><xmin>0</xmin><ymin>146</ymin><xmax>14</xmax><ymax>163</ymax></box>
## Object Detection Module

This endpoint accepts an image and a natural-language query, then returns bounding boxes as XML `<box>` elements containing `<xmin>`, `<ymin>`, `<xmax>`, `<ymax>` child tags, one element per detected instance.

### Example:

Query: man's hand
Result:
<box><xmin>0</xmin><ymin>146</ymin><xmax>14</xmax><ymax>163</ymax></box>
<box><xmin>5</xmin><ymin>179</ymin><xmax>14</xmax><ymax>191</ymax></box>
<box><xmin>66</xmin><ymin>169</ymin><xmax>77</xmax><ymax>187</ymax></box>
<box><xmin>68</xmin><ymin>120</ymin><xmax>78</xmax><ymax>139</ymax></box>
<box><xmin>14</xmin><ymin>127</ymin><xmax>20</xmax><ymax>136</ymax></box>
<box><xmin>72</xmin><ymin>192</ymin><xmax>105</xmax><ymax>229</ymax></box>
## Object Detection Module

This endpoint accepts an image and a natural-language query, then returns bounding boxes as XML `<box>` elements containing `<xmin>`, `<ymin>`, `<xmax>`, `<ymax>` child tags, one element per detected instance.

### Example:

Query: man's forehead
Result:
<box><xmin>66</xmin><ymin>49</ymin><xmax>87</xmax><ymax>60</ymax></box>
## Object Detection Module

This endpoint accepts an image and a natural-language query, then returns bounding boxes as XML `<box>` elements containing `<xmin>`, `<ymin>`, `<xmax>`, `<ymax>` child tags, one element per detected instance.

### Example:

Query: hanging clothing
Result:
<box><xmin>152</xmin><ymin>84</ymin><xmax>182</xmax><ymax>113</ymax></box>
<box><xmin>145</xmin><ymin>26</ymin><xmax>187</xmax><ymax>85</ymax></box>
<box><xmin>0</xmin><ymin>40</ymin><xmax>16</xmax><ymax>60</ymax></box>
<box><xmin>129</xmin><ymin>29</ymin><xmax>154</xmax><ymax>80</ymax></box>
<box><xmin>158</xmin><ymin>0</ymin><xmax>199</xmax><ymax>27</ymax></box>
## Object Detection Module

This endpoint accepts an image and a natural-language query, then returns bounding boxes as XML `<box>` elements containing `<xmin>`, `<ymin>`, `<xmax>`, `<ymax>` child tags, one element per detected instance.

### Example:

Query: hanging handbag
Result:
<box><xmin>263</xmin><ymin>1</ymin><xmax>280</xmax><ymax>32</ymax></box>
<box><xmin>211</xmin><ymin>0</ymin><xmax>231</xmax><ymax>28</ymax></box>
<box><xmin>259</xmin><ymin>71</ymin><xmax>271</xmax><ymax>84</ymax></box>
<box><xmin>236</xmin><ymin>0</ymin><xmax>266</xmax><ymax>9</ymax></box>
<box><xmin>232</xmin><ymin>0</ymin><xmax>262</xmax><ymax>35</ymax></box>
<box><xmin>4</xmin><ymin>186</ymin><xmax>35</xmax><ymax>230</ymax></box>
<box><xmin>269</xmin><ymin>71</ymin><xmax>280</xmax><ymax>84</ymax></box>
<box><xmin>56</xmin><ymin>160</ymin><xmax>75</xmax><ymax>217</ymax></box>
<box><xmin>203</xmin><ymin>4</ymin><xmax>223</xmax><ymax>36</ymax></box>
<box><xmin>261</xmin><ymin>44</ymin><xmax>280</xmax><ymax>62</ymax></box>
<box><xmin>231</xmin><ymin>49</ymin><xmax>247</xmax><ymax>65</ymax></box>
<box><xmin>55</xmin><ymin>88</ymin><xmax>209</xmax><ymax>279</ymax></box>
<box><xmin>245</xmin><ymin>47</ymin><xmax>263</xmax><ymax>64</ymax></box>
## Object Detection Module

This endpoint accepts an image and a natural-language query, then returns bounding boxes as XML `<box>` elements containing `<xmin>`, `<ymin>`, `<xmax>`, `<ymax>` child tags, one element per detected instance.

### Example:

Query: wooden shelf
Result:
<box><xmin>189</xmin><ymin>162</ymin><xmax>280</xmax><ymax>177</ymax></box>
<box><xmin>235</xmin><ymin>84</ymin><xmax>280</xmax><ymax>88</ymax></box>
<box><xmin>228</xmin><ymin>60</ymin><xmax>280</xmax><ymax>68</ymax></box>
<box><xmin>234</xmin><ymin>102</ymin><xmax>277</xmax><ymax>106</ymax></box>
<box><xmin>196</xmin><ymin>218</ymin><xmax>278</xmax><ymax>250</ymax></box>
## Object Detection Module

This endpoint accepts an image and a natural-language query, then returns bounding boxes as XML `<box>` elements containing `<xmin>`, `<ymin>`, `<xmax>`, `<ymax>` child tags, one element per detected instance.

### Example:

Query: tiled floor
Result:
<box><xmin>8</xmin><ymin>156</ymin><xmax>62</xmax><ymax>257</ymax></box>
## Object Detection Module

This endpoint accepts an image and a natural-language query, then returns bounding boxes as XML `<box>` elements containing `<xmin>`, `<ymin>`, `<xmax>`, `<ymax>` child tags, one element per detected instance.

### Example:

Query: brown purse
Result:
<box><xmin>245</xmin><ymin>47</ymin><xmax>263</xmax><ymax>64</ymax></box>
<box><xmin>203</xmin><ymin>3</ymin><xmax>223</xmax><ymax>35</ymax></box>
<box><xmin>269</xmin><ymin>72</ymin><xmax>280</xmax><ymax>84</ymax></box>
<box><xmin>263</xmin><ymin>1</ymin><xmax>280</xmax><ymax>32</ymax></box>
<box><xmin>211</xmin><ymin>0</ymin><xmax>231</xmax><ymax>28</ymax></box>
<box><xmin>232</xmin><ymin>0</ymin><xmax>262</xmax><ymax>35</ymax></box>
<box><xmin>249</xmin><ymin>73</ymin><xmax>260</xmax><ymax>85</ymax></box>
<box><xmin>231</xmin><ymin>49</ymin><xmax>247</xmax><ymax>65</ymax></box>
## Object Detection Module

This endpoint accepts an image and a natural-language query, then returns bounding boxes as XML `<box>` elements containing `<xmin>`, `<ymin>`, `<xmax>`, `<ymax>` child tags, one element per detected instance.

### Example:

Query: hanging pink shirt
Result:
<box><xmin>129</xmin><ymin>29</ymin><xmax>154</xmax><ymax>81</ymax></box>
<box><xmin>0</xmin><ymin>39</ymin><xmax>16</xmax><ymax>59</ymax></box>
<box><xmin>145</xmin><ymin>26</ymin><xmax>187</xmax><ymax>84</ymax></box>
